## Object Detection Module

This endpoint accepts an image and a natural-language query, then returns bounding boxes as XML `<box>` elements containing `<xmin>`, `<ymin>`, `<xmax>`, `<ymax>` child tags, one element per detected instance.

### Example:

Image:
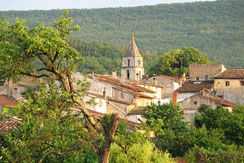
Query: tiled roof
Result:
<box><xmin>0</xmin><ymin>95</ymin><xmax>18</xmax><ymax>106</ymax></box>
<box><xmin>215</xmin><ymin>69</ymin><xmax>244</xmax><ymax>79</ymax></box>
<box><xmin>202</xmin><ymin>95</ymin><xmax>236</xmax><ymax>107</ymax></box>
<box><xmin>180</xmin><ymin>90</ymin><xmax>237</xmax><ymax>107</ymax></box>
<box><xmin>0</xmin><ymin>121</ymin><xmax>19</xmax><ymax>135</ymax></box>
<box><xmin>93</xmin><ymin>74</ymin><xmax>154</xmax><ymax>99</ymax></box>
<box><xmin>158</xmin><ymin>75</ymin><xmax>181</xmax><ymax>83</ymax></box>
<box><xmin>178</xmin><ymin>81</ymin><xmax>214</xmax><ymax>93</ymax></box>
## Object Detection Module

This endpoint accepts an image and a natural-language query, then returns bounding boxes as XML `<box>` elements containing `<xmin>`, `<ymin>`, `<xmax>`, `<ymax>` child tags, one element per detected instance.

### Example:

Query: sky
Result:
<box><xmin>1</xmin><ymin>0</ymin><xmax>215</xmax><ymax>11</ymax></box>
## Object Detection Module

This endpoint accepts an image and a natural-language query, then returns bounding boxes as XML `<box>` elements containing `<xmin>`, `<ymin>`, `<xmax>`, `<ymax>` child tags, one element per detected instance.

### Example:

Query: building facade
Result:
<box><xmin>121</xmin><ymin>34</ymin><xmax>145</xmax><ymax>81</ymax></box>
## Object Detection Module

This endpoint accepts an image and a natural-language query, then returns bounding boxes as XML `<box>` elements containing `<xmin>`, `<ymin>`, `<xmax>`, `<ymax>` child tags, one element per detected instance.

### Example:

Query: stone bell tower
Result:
<box><xmin>121</xmin><ymin>33</ymin><xmax>144</xmax><ymax>81</ymax></box>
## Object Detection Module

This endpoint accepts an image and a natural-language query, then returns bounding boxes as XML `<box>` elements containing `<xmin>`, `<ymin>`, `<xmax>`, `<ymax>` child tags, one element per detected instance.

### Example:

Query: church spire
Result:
<box><xmin>125</xmin><ymin>33</ymin><xmax>141</xmax><ymax>57</ymax></box>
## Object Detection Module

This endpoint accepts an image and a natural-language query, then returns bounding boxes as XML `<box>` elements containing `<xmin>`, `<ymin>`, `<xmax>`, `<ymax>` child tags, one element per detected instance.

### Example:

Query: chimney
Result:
<box><xmin>172</xmin><ymin>91</ymin><xmax>178</xmax><ymax>108</ymax></box>
<box><xmin>8</xmin><ymin>79</ymin><xmax>13</xmax><ymax>97</ymax></box>
<box><xmin>112</xmin><ymin>71</ymin><xmax>117</xmax><ymax>77</ymax></box>
<box><xmin>182</xmin><ymin>72</ymin><xmax>186</xmax><ymax>82</ymax></box>
<box><xmin>120</xmin><ymin>76</ymin><xmax>125</xmax><ymax>84</ymax></box>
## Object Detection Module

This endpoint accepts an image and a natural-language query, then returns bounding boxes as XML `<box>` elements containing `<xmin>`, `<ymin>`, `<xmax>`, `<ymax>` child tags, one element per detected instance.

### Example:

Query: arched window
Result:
<box><xmin>128</xmin><ymin>59</ymin><xmax>130</xmax><ymax>67</ymax></box>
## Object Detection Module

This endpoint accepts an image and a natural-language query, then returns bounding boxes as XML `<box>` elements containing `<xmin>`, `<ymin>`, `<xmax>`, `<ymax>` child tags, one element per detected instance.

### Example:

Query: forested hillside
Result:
<box><xmin>68</xmin><ymin>40</ymin><xmax>158</xmax><ymax>75</ymax></box>
<box><xmin>1</xmin><ymin>0</ymin><xmax>244</xmax><ymax>67</ymax></box>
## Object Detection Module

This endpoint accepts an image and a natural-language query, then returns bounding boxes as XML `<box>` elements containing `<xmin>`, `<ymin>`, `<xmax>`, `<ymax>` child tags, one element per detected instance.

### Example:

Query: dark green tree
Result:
<box><xmin>150</xmin><ymin>47</ymin><xmax>211</xmax><ymax>76</ymax></box>
<box><xmin>142</xmin><ymin>102</ymin><xmax>189</xmax><ymax>157</ymax></box>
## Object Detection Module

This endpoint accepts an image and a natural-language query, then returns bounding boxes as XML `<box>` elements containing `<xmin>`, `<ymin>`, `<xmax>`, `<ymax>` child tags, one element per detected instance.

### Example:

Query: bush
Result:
<box><xmin>185</xmin><ymin>146</ymin><xmax>244</xmax><ymax>163</ymax></box>
<box><xmin>109</xmin><ymin>141</ymin><xmax>174</xmax><ymax>163</ymax></box>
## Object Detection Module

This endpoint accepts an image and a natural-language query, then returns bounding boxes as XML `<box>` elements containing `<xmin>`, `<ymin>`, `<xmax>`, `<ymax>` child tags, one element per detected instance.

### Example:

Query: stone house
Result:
<box><xmin>179</xmin><ymin>89</ymin><xmax>237</xmax><ymax>124</ymax></box>
<box><xmin>214</xmin><ymin>69</ymin><xmax>244</xmax><ymax>105</ymax></box>
<box><xmin>178</xmin><ymin>80</ymin><xmax>214</xmax><ymax>101</ymax></box>
<box><xmin>144</xmin><ymin>75</ymin><xmax>181</xmax><ymax>99</ymax></box>
<box><xmin>0</xmin><ymin>77</ymin><xmax>40</xmax><ymax>100</ymax></box>
<box><xmin>189</xmin><ymin>64</ymin><xmax>226</xmax><ymax>81</ymax></box>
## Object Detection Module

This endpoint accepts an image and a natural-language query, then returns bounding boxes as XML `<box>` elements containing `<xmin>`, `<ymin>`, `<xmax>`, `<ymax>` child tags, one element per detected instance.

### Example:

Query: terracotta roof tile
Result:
<box><xmin>0</xmin><ymin>95</ymin><xmax>18</xmax><ymax>106</ymax></box>
<box><xmin>0</xmin><ymin>121</ymin><xmax>19</xmax><ymax>135</ymax></box>
<box><xmin>215</xmin><ymin>69</ymin><xmax>244</xmax><ymax>79</ymax></box>
<box><xmin>178</xmin><ymin>81</ymin><xmax>213</xmax><ymax>93</ymax></box>
<box><xmin>201</xmin><ymin>95</ymin><xmax>237</xmax><ymax>107</ymax></box>
<box><xmin>93</xmin><ymin>74</ymin><xmax>155</xmax><ymax>99</ymax></box>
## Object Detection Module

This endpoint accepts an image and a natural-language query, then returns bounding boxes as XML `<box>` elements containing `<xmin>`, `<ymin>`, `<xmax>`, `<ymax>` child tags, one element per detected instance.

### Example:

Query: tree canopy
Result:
<box><xmin>150</xmin><ymin>47</ymin><xmax>211</xmax><ymax>76</ymax></box>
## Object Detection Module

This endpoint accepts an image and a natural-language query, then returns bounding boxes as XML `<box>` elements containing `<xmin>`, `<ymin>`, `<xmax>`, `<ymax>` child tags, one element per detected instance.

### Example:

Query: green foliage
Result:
<box><xmin>150</xmin><ymin>47</ymin><xmax>211</xmax><ymax>76</ymax></box>
<box><xmin>0</xmin><ymin>82</ymin><xmax>97</xmax><ymax>162</ymax></box>
<box><xmin>196</xmin><ymin>105</ymin><xmax>244</xmax><ymax>146</ymax></box>
<box><xmin>109</xmin><ymin>141</ymin><xmax>174</xmax><ymax>163</ymax></box>
<box><xmin>1</xmin><ymin>0</ymin><xmax>244</xmax><ymax>67</ymax></box>
<box><xmin>142</xmin><ymin>102</ymin><xmax>188</xmax><ymax>136</ymax></box>
<box><xmin>68</xmin><ymin>39</ymin><xmax>158</xmax><ymax>75</ymax></box>
<box><xmin>142</xmin><ymin>102</ymin><xmax>189</xmax><ymax>157</ymax></box>
<box><xmin>185</xmin><ymin>146</ymin><xmax>244</xmax><ymax>163</ymax></box>
<box><xmin>0</xmin><ymin>11</ymin><xmax>80</xmax><ymax>80</ymax></box>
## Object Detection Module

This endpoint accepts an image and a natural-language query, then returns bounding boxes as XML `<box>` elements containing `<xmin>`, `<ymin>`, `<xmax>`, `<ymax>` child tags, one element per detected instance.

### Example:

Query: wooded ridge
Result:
<box><xmin>1</xmin><ymin>0</ymin><xmax>243</xmax><ymax>68</ymax></box>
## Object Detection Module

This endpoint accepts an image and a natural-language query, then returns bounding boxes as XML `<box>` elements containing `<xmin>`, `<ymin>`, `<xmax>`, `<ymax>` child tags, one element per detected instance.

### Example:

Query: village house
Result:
<box><xmin>214</xmin><ymin>69</ymin><xmax>244</xmax><ymax>105</ymax></box>
<box><xmin>179</xmin><ymin>89</ymin><xmax>237</xmax><ymax>124</ymax></box>
<box><xmin>144</xmin><ymin>75</ymin><xmax>181</xmax><ymax>99</ymax></box>
<box><xmin>189</xmin><ymin>63</ymin><xmax>226</xmax><ymax>81</ymax></box>
<box><xmin>177</xmin><ymin>80</ymin><xmax>214</xmax><ymax>101</ymax></box>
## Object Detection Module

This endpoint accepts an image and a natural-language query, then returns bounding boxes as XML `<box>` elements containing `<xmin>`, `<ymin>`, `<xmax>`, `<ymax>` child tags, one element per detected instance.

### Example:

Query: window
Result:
<box><xmin>128</xmin><ymin>59</ymin><xmax>130</xmax><ymax>67</ymax></box>
<box><xmin>241</xmin><ymin>81</ymin><xmax>244</xmax><ymax>86</ymax></box>
<box><xmin>127</xmin><ymin>70</ymin><xmax>130</xmax><ymax>79</ymax></box>
<box><xmin>194</xmin><ymin>101</ymin><xmax>198</xmax><ymax>105</ymax></box>
<box><xmin>196</xmin><ymin>77</ymin><xmax>200</xmax><ymax>81</ymax></box>
<box><xmin>226</xmin><ymin>81</ymin><xmax>230</xmax><ymax>86</ymax></box>
<box><xmin>205</xmin><ymin>75</ymin><xmax>208</xmax><ymax>80</ymax></box>
<box><xmin>138</xmin><ymin>60</ymin><xmax>141</xmax><ymax>65</ymax></box>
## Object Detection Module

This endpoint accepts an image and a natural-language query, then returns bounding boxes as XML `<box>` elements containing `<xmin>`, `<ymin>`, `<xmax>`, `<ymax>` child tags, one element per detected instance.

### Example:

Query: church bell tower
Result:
<box><xmin>121</xmin><ymin>33</ymin><xmax>145</xmax><ymax>81</ymax></box>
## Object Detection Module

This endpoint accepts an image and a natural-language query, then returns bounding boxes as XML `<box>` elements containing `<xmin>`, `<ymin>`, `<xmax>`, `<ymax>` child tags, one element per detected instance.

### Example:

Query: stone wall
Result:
<box><xmin>214</xmin><ymin>79</ymin><xmax>244</xmax><ymax>105</ymax></box>
<box><xmin>189</xmin><ymin>64</ymin><xmax>226</xmax><ymax>81</ymax></box>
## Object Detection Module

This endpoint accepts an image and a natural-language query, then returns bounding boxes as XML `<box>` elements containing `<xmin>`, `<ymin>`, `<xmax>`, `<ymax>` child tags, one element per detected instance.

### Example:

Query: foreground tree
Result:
<box><xmin>142</xmin><ymin>102</ymin><xmax>189</xmax><ymax>157</ymax></box>
<box><xmin>196</xmin><ymin>104</ymin><xmax>244</xmax><ymax>146</ymax></box>
<box><xmin>150</xmin><ymin>47</ymin><xmax>211</xmax><ymax>76</ymax></box>
<box><xmin>0</xmin><ymin>11</ymin><xmax>118</xmax><ymax>162</ymax></box>
<box><xmin>0</xmin><ymin>82</ymin><xmax>98</xmax><ymax>162</ymax></box>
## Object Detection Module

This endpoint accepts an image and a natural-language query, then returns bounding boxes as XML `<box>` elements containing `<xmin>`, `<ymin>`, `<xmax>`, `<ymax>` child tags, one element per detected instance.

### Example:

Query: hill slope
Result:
<box><xmin>1</xmin><ymin>0</ymin><xmax>244</xmax><ymax>67</ymax></box>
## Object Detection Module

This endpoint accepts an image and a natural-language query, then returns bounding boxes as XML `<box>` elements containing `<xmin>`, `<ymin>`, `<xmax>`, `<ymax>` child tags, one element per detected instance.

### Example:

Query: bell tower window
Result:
<box><xmin>138</xmin><ymin>60</ymin><xmax>141</xmax><ymax>65</ymax></box>
<box><xmin>127</xmin><ymin>70</ymin><xmax>130</xmax><ymax>79</ymax></box>
<box><xmin>128</xmin><ymin>59</ymin><xmax>130</xmax><ymax>67</ymax></box>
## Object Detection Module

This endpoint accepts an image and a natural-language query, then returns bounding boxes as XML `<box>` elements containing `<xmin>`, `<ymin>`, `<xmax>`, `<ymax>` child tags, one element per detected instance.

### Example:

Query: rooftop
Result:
<box><xmin>215</xmin><ymin>69</ymin><xmax>244</xmax><ymax>79</ymax></box>
<box><xmin>93</xmin><ymin>74</ymin><xmax>155</xmax><ymax>99</ymax></box>
<box><xmin>178</xmin><ymin>81</ymin><xmax>214</xmax><ymax>93</ymax></box>
<box><xmin>125</xmin><ymin>33</ymin><xmax>141</xmax><ymax>57</ymax></box>
<box><xmin>0</xmin><ymin>95</ymin><xmax>18</xmax><ymax>106</ymax></box>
